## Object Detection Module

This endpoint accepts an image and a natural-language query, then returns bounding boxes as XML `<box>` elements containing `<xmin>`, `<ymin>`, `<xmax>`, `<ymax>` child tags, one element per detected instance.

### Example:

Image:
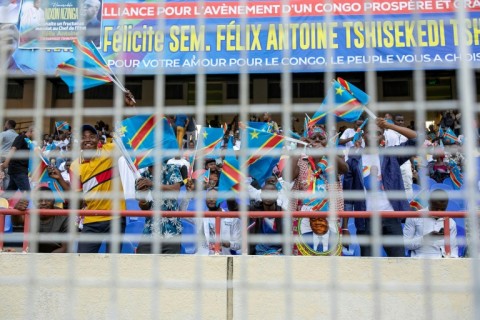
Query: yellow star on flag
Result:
<box><xmin>250</xmin><ymin>130</ymin><xmax>259</xmax><ymax>139</ymax></box>
<box><xmin>335</xmin><ymin>87</ymin><xmax>344</xmax><ymax>95</ymax></box>
<box><xmin>203</xmin><ymin>131</ymin><xmax>208</xmax><ymax>139</ymax></box>
<box><xmin>119</xmin><ymin>126</ymin><xmax>127</xmax><ymax>135</ymax></box>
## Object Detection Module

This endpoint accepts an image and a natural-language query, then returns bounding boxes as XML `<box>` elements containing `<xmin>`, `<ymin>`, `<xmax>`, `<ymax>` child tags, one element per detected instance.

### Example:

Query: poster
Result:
<box><xmin>19</xmin><ymin>0</ymin><xmax>102</xmax><ymax>48</ymax></box>
<box><xmin>8</xmin><ymin>0</ymin><xmax>480</xmax><ymax>75</ymax></box>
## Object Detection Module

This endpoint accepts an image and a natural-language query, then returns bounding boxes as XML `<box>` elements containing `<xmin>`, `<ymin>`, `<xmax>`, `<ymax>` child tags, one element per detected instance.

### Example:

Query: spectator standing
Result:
<box><xmin>0</xmin><ymin>125</ymin><xmax>34</xmax><ymax>193</ymax></box>
<box><xmin>343</xmin><ymin>118</ymin><xmax>417</xmax><ymax>257</ymax></box>
<box><xmin>135</xmin><ymin>163</ymin><xmax>183</xmax><ymax>254</ymax></box>
<box><xmin>185</xmin><ymin>115</ymin><xmax>197</xmax><ymax>145</ymax></box>
<box><xmin>49</xmin><ymin>124</ymin><xmax>126</xmax><ymax>253</ymax></box>
<box><xmin>263</xmin><ymin>112</ymin><xmax>279</xmax><ymax>133</ymax></box>
<box><xmin>384</xmin><ymin>114</ymin><xmax>414</xmax><ymax>200</ymax></box>
<box><xmin>339</xmin><ymin>117</ymin><xmax>365</xmax><ymax>149</ymax></box>
<box><xmin>174</xmin><ymin>114</ymin><xmax>188</xmax><ymax>149</ymax></box>
<box><xmin>454</xmin><ymin>110</ymin><xmax>461</xmax><ymax>136</ymax></box>
<box><xmin>0</xmin><ymin>119</ymin><xmax>18</xmax><ymax>189</ymax></box>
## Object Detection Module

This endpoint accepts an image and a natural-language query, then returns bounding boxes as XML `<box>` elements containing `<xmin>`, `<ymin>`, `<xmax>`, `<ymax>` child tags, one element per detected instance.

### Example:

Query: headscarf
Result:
<box><xmin>308</xmin><ymin>126</ymin><xmax>327</xmax><ymax>139</ymax></box>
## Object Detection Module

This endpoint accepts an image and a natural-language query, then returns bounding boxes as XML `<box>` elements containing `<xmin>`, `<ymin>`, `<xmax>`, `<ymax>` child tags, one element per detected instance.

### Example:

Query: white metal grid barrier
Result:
<box><xmin>0</xmin><ymin>0</ymin><xmax>479</xmax><ymax>318</ymax></box>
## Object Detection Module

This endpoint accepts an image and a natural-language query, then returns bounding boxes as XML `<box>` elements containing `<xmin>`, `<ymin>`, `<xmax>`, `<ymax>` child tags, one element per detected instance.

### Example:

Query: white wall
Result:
<box><xmin>0</xmin><ymin>254</ymin><xmax>475</xmax><ymax>319</ymax></box>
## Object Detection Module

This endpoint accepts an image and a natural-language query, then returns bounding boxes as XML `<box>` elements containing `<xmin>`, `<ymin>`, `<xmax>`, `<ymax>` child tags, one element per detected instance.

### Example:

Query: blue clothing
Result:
<box><xmin>175</xmin><ymin>115</ymin><xmax>188</xmax><ymax>127</ymax></box>
<box><xmin>343</xmin><ymin>139</ymin><xmax>416</xmax><ymax>257</ymax></box>
<box><xmin>343</xmin><ymin>139</ymin><xmax>416</xmax><ymax>232</ymax></box>
<box><xmin>141</xmin><ymin>164</ymin><xmax>183</xmax><ymax>238</ymax></box>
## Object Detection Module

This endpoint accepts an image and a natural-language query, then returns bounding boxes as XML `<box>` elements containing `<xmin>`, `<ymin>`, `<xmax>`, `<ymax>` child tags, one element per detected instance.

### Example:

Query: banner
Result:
<box><xmin>8</xmin><ymin>0</ymin><xmax>480</xmax><ymax>75</ymax></box>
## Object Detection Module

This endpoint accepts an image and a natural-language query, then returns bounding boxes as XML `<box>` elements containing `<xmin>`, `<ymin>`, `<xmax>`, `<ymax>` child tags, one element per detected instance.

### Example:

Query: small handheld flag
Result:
<box><xmin>116</xmin><ymin>115</ymin><xmax>178</xmax><ymax>169</ymax></box>
<box><xmin>308</xmin><ymin>80</ymin><xmax>365</xmax><ymax>127</ymax></box>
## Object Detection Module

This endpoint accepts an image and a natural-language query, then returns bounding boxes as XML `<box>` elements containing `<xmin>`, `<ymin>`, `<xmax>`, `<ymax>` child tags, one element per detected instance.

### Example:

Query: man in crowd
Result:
<box><xmin>343</xmin><ymin>118</ymin><xmax>417</xmax><ymax>257</ymax></box>
<box><xmin>0</xmin><ymin>125</ymin><xmax>34</xmax><ymax>194</ymax></box>
<box><xmin>403</xmin><ymin>188</ymin><xmax>458</xmax><ymax>258</ymax></box>
<box><xmin>339</xmin><ymin>116</ymin><xmax>366</xmax><ymax>149</ymax></box>
<box><xmin>48</xmin><ymin>124</ymin><xmax>126</xmax><ymax>253</ymax></box>
<box><xmin>384</xmin><ymin>113</ymin><xmax>414</xmax><ymax>199</ymax></box>
<box><xmin>174</xmin><ymin>114</ymin><xmax>189</xmax><ymax>149</ymax></box>
<box><xmin>249</xmin><ymin>183</ymin><xmax>284</xmax><ymax>255</ymax></box>
<box><xmin>135</xmin><ymin>162</ymin><xmax>183</xmax><ymax>254</ymax></box>
<box><xmin>10</xmin><ymin>186</ymin><xmax>69</xmax><ymax>253</ymax></box>
<box><xmin>263</xmin><ymin>112</ymin><xmax>279</xmax><ymax>134</ymax></box>
<box><xmin>0</xmin><ymin>119</ymin><xmax>18</xmax><ymax>189</ymax></box>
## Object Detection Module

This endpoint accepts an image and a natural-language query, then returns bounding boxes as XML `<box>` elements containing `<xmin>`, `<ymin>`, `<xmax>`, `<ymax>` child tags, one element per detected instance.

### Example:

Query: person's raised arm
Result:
<box><xmin>47</xmin><ymin>166</ymin><xmax>71</xmax><ymax>191</ymax></box>
<box><xmin>376</xmin><ymin>118</ymin><xmax>417</xmax><ymax>140</ymax></box>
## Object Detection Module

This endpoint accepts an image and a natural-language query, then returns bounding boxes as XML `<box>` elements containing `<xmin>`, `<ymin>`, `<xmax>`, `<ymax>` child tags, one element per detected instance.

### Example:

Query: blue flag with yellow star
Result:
<box><xmin>243</xmin><ymin>127</ymin><xmax>285</xmax><ymax>186</ymax></box>
<box><xmin>247</xmin><ymin>121</ymin><xmax>271</xmax><ymax>132</ymax></box>
<box><xmin>308</xmin><ymin>80</ymin><xmax>365</xmax><ymax>126</ymax></box>
<box><xmin>25</xmin><ymin>138</ymin><xmax>65</xmax><ymax>203</ymax></box>
<box><xmin>117</xmin><ymin>115</ymin><xmax>178</xmax><ymax>169</ymax></box>
<box><xmin>217</xmin><ymin>137</ymin><xmax>242</xmax><ymax>205</ymax></box>
<box><xmin>196</xmin><ymin>127</ymin><xmax>225</xmax><ymax>159</ymax></box>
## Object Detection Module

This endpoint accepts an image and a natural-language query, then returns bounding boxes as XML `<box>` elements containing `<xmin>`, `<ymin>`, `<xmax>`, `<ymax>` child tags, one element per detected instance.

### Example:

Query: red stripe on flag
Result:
<box><xmin>73</xmin><ymin>39</ymin><xmax>109</xmax><ymax>73</ymax></box>
<box><xmin>245</xmin><ymin>134</ymin><xmax>283</xmax><ymax>166</ymax></box>
<box><xmin>130</xmin><ymin>115</ymin><xmax>156</xmax><ymax>150</ymax></box>
<box><xmin>222</xmin><ymin>161</ymin><xmax>241</xmax><ymax>185</ymax></box>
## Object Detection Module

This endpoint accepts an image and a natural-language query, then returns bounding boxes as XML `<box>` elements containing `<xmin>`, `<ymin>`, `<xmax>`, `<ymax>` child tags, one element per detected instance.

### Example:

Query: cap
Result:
<box><xmin>82</xmin><ymin>124</ymin><xmax>98</xmax><ymax>135</ymax></box>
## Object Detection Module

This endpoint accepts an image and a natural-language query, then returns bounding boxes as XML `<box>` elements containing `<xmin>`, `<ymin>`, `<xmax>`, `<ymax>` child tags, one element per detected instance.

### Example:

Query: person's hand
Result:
<box><xmin>375</xmin><ymin>117</ymin><xmax>389</xmax><ymax>129</ymax></box>
<box><xmin>185</xmin><ymin>178</ymin><xmax>195</xmax><ymax>192</ymax></box>
<box><xmin>135</xmin><ymin>177</ymin><xmax>153</xmax><ymax>191</ymax></box>
<box><xmin>0</xmin><ymin>163</ymin><xmax>4</xmax><ymax>171</ymax></box>
<box><xmin>124</xmin><ymin>89</ymin><xmax>136</xmax><ymax>107</ymax></box>
<box><xmin>222</xmin><ymin>241</ymin><xmax>231</xmax><ymax>248</ymax></box>
<box><xmin>14</xmin><ymin>199</ymin><xmax>29</xmax><ymax>211</ymax></box>
<box><xmin>47</xmin><ymin>165</ymin><xmax>61</xmax><ymax>180</ymax></box>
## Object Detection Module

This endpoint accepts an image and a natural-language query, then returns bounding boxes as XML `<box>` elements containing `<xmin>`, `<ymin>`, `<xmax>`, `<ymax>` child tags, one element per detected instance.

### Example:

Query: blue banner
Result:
<box><xmin>7</xmin><ymin>0</ymin><xmax>480</xmax><ymax>75</ymax></box>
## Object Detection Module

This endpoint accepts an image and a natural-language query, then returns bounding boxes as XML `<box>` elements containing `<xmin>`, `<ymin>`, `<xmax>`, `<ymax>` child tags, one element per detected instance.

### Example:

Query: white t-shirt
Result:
<box><xmin>362</xmin><ymin>154</ymin><xmax>394</xmax><ymax>211</ymax></box>
<box><xmin>340</xmin><ymin>128</ymin><xmax>365</xmax><ymax>149</ymax></box>
<box><xmin>118</xmin><ymin>156</ymin><xmax>137</xmax><ymax>199</ymax></box>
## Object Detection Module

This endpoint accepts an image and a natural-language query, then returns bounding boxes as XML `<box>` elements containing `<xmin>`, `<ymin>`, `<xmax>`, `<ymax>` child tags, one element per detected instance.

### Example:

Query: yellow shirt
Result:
<box><xmin>70</xmin><ymin>143</ymin><xmax>126</xmax><ymax>224</ymax></box>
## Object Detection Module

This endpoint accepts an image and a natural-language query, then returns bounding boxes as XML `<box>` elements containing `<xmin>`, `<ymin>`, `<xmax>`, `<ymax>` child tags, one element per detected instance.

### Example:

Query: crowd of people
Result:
<box><xmin>0</xmin><ymin>110</ymin><xmax>477</xmax><ymax>258</ymax></box>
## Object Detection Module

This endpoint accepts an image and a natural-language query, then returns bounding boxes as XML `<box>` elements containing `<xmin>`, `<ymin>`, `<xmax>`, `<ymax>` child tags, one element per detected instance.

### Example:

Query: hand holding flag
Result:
<box><xmin>56</xmin><ymin>39</ymin><xmax>136</xmax><ymax>106</ymax></box>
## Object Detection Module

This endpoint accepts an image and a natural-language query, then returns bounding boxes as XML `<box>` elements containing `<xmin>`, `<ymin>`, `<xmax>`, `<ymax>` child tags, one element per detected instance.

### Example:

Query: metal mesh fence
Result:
<box><xmin>0</xmin><ymin>0</ymin><xmax>479</xmax><ymax>318</ymax></box>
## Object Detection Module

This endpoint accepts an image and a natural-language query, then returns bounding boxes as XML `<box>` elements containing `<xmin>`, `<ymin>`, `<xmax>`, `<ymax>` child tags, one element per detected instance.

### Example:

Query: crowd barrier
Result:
<box><xmin>0</xmin><ymin>209</ymin><xmax>473</xmax><ymax>256</ymax></box>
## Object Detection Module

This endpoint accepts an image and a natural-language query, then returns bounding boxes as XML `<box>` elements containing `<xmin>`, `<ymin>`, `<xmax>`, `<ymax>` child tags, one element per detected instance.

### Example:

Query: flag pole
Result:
<box><xmin>113</xmin><ymin>136</ymin><xmax>141</xmax><ymax>179</ymax></box>
<box><xmin>363</xmin><ymin>106</ymin><xmax>377</xmax><ymax>120</ymax></box>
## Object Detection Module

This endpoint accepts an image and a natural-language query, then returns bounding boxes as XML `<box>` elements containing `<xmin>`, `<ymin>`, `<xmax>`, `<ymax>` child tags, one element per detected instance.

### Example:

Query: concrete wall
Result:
<box><xmin>0</xmin><ymin>254</ymin><xmax>475</xmax><ymax>319</ymax></box>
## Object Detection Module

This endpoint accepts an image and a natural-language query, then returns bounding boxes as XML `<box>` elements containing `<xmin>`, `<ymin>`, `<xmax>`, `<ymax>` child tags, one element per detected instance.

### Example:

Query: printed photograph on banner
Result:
<box><xmin>0</xmin><ymin>0</ymin><xmax>26</xmax><ymax>73</ymax></box>
<box><xmin>19</xmin><ymin>0</ymin><xmax>102</xmax><ymax>49</ymax></box>
<box><xmin>0</xmin><ymin>0</ymin><xmax>22</xmax><ymax>24</ymax></box>
<box><xmin>294</xmin><ymin>216</ymin><xmax>342</xmax><ymax>256</ymax></box>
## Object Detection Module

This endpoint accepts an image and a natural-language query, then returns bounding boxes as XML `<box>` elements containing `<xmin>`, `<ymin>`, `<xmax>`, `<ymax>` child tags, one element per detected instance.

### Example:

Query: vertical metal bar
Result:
<box><xmin>0</xmin><ymin>213</ymin><xmax>4</xmax><ymax>251</ymax></box>
<box><xmin>444</xmin><ymin>218</ymin><xmax>451</xmax><ymax>257</ymax></box>
<box><xmin>215</xmin><ymin>216</ymin><xmax>221</xmax><ymax>254</ymax></box>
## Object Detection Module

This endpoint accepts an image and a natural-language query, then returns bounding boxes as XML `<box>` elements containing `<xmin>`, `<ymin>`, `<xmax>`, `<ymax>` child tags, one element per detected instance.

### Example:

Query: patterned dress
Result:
<box><xmin>141</xmin><ymin>164</ymin><xmax>183</xmax><ymax>239</ymax></box>
<box><xmin>290</xmin><ymin>156</ymin><xmax>344</xmax><ymax>256</ymax></box>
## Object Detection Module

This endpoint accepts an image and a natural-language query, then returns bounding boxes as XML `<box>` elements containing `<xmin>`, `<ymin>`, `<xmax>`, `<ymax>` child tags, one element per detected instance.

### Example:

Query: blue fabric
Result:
<box><xmin>175</xmin><ymin>115</ymin><xmax>188</xmax><ymax>127</ymax></box>
<box><xmin>343</xmin><ymin>139</ymin><xmax>416</xmax><ymax>232</ymax></box>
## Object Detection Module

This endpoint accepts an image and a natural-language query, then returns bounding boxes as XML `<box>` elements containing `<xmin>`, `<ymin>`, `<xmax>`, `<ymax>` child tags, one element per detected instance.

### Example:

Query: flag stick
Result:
<box><xmin>113</xmin><ymin>136</ymin><xmax>141</xmax><ymax>179</ymax></box>
<box><xmin>363</xmin><ymin>106</ymin><xmax>377</xmax><ymax>120</ymax></box>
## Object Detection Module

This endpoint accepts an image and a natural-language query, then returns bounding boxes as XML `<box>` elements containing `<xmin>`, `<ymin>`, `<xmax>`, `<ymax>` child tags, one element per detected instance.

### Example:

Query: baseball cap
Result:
<box><xmin>82</xmin><ymin>124</ymin><xmax>98</xmax><ymax>135</ymax></box>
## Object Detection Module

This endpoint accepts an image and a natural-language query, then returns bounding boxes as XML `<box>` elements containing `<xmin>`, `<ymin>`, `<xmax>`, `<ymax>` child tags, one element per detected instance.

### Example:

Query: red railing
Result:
<box><xmin>0</xmin><ymin>209</ymin><xmax>471</xmax><ymax>255</ymax></box>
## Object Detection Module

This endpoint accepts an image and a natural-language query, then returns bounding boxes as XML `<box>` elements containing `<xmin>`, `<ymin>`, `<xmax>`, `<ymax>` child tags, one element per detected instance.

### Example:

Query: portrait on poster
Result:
<box><xmin>19</xmin><ymin>0</ymin><xmax>102</xmax><ymax>48</ymax></box>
